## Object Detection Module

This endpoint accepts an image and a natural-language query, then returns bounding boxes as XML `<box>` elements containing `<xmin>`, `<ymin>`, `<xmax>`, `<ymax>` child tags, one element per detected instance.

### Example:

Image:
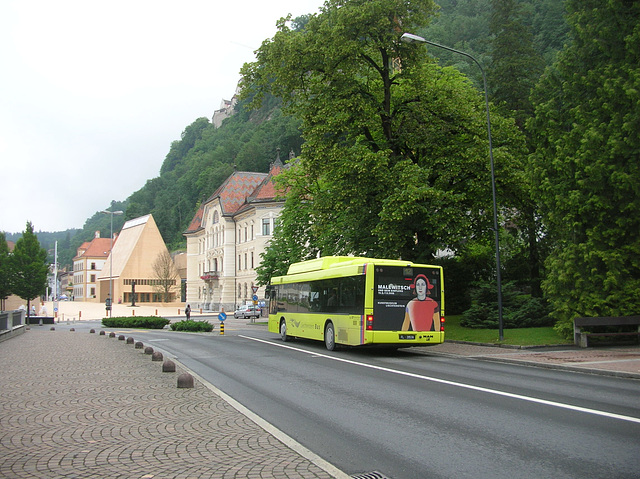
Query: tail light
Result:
<box><xmin>366</xmin><ymin>315</ymin><xmax>374</xmax><ymax>330</ymax></box>
<box><xmin>440</xmin><ymin>316</ymin><xmax>445</xmax><ymax>332</ymax></box>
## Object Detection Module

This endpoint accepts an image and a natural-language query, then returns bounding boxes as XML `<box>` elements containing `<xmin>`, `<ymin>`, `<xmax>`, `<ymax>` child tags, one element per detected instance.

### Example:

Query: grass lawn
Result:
<box><xmin>444</xmin><ymin>315</ymin><xmax>572</xmax><ymax>346</ymax></box>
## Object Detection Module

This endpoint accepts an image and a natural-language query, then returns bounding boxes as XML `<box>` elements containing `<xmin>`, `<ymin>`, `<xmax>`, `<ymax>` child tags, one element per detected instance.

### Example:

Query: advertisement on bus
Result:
<box><xmin>373</xmin><ymin>266</ymin><xmax>442</xmax><ymax>332</ymax></box>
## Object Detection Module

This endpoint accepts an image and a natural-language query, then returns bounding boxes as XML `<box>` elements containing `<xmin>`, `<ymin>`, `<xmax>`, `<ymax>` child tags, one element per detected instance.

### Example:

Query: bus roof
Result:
<box><xmin>270</xmin><ymin>256</ymin><xmax>442</xmax><ymax>285</ymax></box>
<box><xmin>285</xmin><ymin>256</ymin><xmax>438</xmax><ymax>275</ymax></box>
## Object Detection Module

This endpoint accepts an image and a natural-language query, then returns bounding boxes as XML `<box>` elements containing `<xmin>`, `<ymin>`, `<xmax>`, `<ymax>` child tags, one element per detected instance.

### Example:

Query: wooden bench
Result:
<box><xmin>574</xmin><ymin>316</ymin><xmax>640</xmax><ymax>348</ymax></box>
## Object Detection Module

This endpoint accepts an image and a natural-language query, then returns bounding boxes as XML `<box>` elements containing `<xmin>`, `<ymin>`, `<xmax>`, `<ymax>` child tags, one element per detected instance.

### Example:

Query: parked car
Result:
<box><xmin>234</xmin><ymin>304</ymin><xmax>261</xmax><ymax>319</ymax></box>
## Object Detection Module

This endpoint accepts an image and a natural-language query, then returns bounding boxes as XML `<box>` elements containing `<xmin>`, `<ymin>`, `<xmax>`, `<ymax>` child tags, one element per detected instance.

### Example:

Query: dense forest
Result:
<box><xmin>7</xmin><ymin>0</ymin><xmax>638</xmax><ymax>337</ymax></box>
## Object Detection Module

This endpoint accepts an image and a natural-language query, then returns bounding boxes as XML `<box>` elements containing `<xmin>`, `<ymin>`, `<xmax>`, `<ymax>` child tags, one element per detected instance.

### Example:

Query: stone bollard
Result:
<box><xmin>70</xmin><ymin>328</ymin><xmax>75</xmax><ymax>332</ymax></box>
<box><xmin>144</xmin><ymin>346</ymin><xmax>154</xmax><ymax>355</ymax></box>
<box><xmin>50</xmin><ymin>327</ymin><xmax>55</xmax><ymax>331</ymax></box>
<box><xmin>151</xmin><ymin>351</ymin><xmax>163</xmax><ymax>361</ymax></box>
<box><xmin>177</xmin><ymin>373</ymin><xmax>194</xmax><ymax>388</ymax></box>
<box><xmin>135</xmin><ymin>341</ymin><xmax>144</xmax><ymax>349</ymax></box>
<box><xmin>162</xmin><ymin>360</ymin><xmax>176</xmax><ymax>373</ymax></box>
<box><xmin>99</xmin><ymin>330</ymin><xmax>106</xmax><ymax>336</ymax></box>
<box><xmin>118</xmin><ymin>335</ymin><xmax>125</xmax><ymax>341</ymax></box>
<box><xmin>126</xmin><ymin>337</ymin><xmax>134</xmax><ymax>344</ymax></box>
<box><xmin>90</xmin><ymin>329</ymin><xmax>95</xmax><ymax>334</ymax></box>
<box><xmin>109</xmin><ymin>332</ymin><xmax>116</xmax><ymax>338</ymax></box>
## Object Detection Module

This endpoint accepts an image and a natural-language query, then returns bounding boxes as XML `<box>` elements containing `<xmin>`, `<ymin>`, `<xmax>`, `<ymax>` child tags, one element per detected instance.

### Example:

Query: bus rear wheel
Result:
<box><xmin>324</xmin><ymin>322</ymin><xmax>336</xmax><ymax>351</ymax></box>
<box><xmin>280</xmin><ymin>319</ymin><xmax>290</xmax><ymax>342</ymax></box>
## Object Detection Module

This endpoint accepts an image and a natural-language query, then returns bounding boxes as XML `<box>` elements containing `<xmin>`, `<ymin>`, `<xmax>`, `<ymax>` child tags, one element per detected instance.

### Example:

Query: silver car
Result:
<box><xmin>234</xmin><ymin>304</ymin><xmax>260</xmax><ymax>319</ymax></box>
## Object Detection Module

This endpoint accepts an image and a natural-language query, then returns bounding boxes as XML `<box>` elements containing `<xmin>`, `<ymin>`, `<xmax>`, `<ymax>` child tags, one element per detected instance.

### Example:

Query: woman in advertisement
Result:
<box><xmin>401</xmin><ymin>274</ymin><xmax>440</xmax><ymax>332</ymax></box>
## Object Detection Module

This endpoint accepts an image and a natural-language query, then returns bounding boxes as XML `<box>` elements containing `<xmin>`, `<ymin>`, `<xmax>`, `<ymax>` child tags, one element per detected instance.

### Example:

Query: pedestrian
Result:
<box><xmin>31</xmin><ymin>305</ymin><xmax>36</xmax><ymax>317</ymax></box>
<box><xmin>185</xmin><ymin>304</ymin><xmax>191</xmax><ymax>320</ymax></box>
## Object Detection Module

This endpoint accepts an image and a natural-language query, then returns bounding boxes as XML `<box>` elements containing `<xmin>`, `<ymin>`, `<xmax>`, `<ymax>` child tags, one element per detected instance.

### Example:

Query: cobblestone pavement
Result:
<box><xmin>0</xmin><ymin>329</ymin><xmax>346</xmax><ymax>479</ymax></box>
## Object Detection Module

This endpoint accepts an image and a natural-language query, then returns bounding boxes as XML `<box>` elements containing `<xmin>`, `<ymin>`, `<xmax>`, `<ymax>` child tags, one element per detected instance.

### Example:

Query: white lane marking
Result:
<box><xmin>241</xmin><ymin>335</ymin><xmax>640</xmax><ymax>425</ymax></box>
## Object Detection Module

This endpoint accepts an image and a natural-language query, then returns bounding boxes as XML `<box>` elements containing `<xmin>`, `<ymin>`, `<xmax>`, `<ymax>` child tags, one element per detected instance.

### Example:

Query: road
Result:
<box><xmin>107</xmin><ymin>323</ymin><xmax>639</xmax><ymax>479</ymax></box>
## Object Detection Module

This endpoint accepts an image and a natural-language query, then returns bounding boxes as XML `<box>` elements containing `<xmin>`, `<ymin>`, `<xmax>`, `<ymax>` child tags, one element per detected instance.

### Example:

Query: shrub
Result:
<box><xmin>101</xmin><ymin>316</ymin><xmax>170</xmax><ymax>329</ymax></box>
<box><xmin>170</xmin><ymin>320</ymin><xmax>214</xmax><ymax>332</ymax></box>
<box><xmin>461</xmin><ymin>281</ymin><xmax>552</xmax><ymax>329</ymax></box>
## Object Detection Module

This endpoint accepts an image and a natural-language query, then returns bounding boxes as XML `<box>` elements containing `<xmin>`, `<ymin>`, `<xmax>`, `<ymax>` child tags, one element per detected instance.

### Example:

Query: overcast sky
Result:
<box><xmin>0</xmin><ymin>0</ymin><xmax>323</xmax><ymax>234</ymax></box>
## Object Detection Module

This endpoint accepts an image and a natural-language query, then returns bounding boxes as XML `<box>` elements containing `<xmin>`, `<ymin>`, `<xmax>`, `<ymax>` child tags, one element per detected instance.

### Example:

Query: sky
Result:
<box><xmin>0</xmin><ymin>0</ymin><xmax>323</xmax><ymax>234</ymax></box>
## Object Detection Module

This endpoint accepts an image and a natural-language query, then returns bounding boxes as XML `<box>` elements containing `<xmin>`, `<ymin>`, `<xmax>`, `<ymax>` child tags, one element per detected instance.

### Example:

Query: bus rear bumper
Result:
<box><xmin>365</xmin><ymin>331</ymin><xmax>444</xmax><ymax>346</ymax></box>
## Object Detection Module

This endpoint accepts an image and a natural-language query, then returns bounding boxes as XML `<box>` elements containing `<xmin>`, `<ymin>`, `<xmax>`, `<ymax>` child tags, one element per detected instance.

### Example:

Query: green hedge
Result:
<box><xmin>101</xmin><ymin>316</ymin><xmax>170</xmax><ymax>329</ymax></box>
<box><xmin>170</xmin><ymin>320</ymin><xmax>214</xmax><ymax>332</ymax></box>
<box><xmin>461</xmin><ymin>281</ymin><xmax>552</xmax><ymax>329</ymax></box>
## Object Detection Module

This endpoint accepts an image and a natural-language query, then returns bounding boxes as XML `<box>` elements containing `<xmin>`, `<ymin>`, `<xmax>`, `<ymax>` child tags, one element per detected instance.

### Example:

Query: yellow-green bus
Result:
<box><xmin>267</xmin><ymin>256</ymin><xmax>444</xmax><ymax>350</ymax></box>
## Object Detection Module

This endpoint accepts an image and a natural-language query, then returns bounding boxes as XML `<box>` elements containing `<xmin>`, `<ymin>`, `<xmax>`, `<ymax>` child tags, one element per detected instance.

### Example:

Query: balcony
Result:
<box><xmin>200</xmin><ymin>271</ymin><xmax>220</xmax><ymax>281</ymax></box>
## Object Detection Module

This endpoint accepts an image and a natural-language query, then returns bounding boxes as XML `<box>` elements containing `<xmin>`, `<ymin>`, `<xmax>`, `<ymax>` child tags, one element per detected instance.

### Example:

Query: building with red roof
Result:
<box><xmin>72</xmin><ymin>232</ymin><xmax>114</xmax><ymax>302</ymax></box>
<box><xmin>184</xmin><ymin>149</ymin><xmax>291</xmax><ymax>312</ymax></box>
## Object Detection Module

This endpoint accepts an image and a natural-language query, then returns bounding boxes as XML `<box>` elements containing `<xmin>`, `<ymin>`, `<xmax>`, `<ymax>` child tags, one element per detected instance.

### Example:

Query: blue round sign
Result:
<box><xmin>218</xmin><ymin>312</ymin><xmax>227</xmax><ymax>322</ymax></box>
<box><xmin>252</xmin><ymin>295</ymin><xmax>258</xmax><ymax>301</ymax></box>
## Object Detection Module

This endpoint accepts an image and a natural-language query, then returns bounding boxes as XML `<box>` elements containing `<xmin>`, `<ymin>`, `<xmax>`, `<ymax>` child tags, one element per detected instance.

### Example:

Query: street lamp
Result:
<box><xmin>100</xmin><ymin>207</ymin><xmax>124</xmax><ymax>317</ymax></box>
<box><xmin>401</xmin><ymin>32</ymin><xmax>504</xmax><ymax>340</ymax></box>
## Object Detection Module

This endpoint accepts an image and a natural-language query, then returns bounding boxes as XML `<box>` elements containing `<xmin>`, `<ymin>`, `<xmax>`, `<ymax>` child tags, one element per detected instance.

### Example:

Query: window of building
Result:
<box><xmin>91</xmin><ymin>262</ymin><xmax>96</xmax><ymax>270</ymax></box>
<box><xmin>90</xmin><ymin>274</ymin><xmax>96</xmax><ymax>283</ymax></box>
<box><xmin>251</xmin><ymin>252</ymin><xmax>254</xmax><ymax>269</ymax></box>
<box><xmin>262</xmin><ymin>218</ymin><xmax>270</xmax><ymax>236</ymax></box>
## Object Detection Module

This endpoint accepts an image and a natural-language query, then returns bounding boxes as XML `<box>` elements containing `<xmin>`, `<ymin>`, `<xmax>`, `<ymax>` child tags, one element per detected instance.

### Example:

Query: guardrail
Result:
<box><xmin>0</xmin><ymin>310</ymin><xmax>26</xmax><ymax>330</ymax></box>
<box><xmin>0</xmin><ymin>310</ymin><xmax>26</xmax><ymax>343</ymax></box>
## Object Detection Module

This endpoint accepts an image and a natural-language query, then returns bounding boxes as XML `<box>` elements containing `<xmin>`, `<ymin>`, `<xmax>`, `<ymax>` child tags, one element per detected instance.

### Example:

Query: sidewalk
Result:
<box><xmin>39</xmin><ymin>300</ymin><xmax>195</xmax><ymax>322</ymax></box>
<box><xmin>417</xmin><ymin>341</ymin><xmax>640</xmax><ymax>379</ymax></box>
<box><xmin>0</xmin><ymin>328</ymin><xmax>347</xmax><ymax>479</ymax></box>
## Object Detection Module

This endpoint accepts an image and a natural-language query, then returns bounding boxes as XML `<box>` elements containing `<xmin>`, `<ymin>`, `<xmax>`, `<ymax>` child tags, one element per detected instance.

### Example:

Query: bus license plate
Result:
<box><xmin>399</xmin><ymin>334</ymin><xmax>415</xmax><ymax>340</ymax></box>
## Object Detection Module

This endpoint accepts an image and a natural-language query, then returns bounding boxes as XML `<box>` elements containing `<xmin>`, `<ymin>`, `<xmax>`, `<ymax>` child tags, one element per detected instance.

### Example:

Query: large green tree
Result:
<box><xmin>0</xmin><ymin>232</ymin><xmax>11</xmax><ymax>311</ymax></box>
<box><xmin>528</xmin><ymin>0</ymin><xmax>640</xmax><ymax>336</ymax></box>
<box><xmin>244</xmin><ymin>0</ymin><xmax>526</xmax><ymax>283</ymax></box>
<box><xmin>488</xmin><ymin>0</ymin><xmax>547</xmax><ymax>297</ymax></box>
<box><xmin>10</xmin><ymin>222</ymin><xmax>49</xmax><ymax>316</ymax></box>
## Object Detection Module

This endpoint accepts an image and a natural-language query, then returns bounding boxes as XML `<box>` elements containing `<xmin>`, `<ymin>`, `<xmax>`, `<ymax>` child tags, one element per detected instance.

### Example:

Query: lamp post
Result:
<box><xmin>401</xmin><ymin>32</ymin><xmax>504</xmax><ymax>340</ymax></box>
<box><xmin>100</xmin><ymin>207</ymin><xmax>124</xmax><ymax>317</ymax></box>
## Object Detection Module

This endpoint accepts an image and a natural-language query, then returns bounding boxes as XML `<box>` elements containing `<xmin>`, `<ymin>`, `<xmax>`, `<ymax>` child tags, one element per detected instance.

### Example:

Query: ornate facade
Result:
<box><xmin>184</xmin><ymin>152</ymin><xmax>288</xmax><ymax>312</ymax></box>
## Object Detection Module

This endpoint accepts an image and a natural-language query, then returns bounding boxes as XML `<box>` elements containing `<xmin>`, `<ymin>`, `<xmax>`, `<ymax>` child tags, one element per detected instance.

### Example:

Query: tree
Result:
<box><xmin>489</xmin><ymin>0</ymin><xmax>543</xmax><ymax>129</ymax></box>
<box><xmin>0</xmin><ymin>232</ymin><xmax>11</xmax><ymax>311</ymax></box>
<box><xmin>528</xmin><ymin>0</ymin><xmax>640</xmax><ymax>336</ymax></box>
<box><xmin>152</xmin><ymin>250</ymin><xmax>179</xmax><ymax>303</ymax></box>
<box><xmin>243</xmin><ymin>0</ymin><xmax>526</xmax><ymax>276</ymax></box>
<box><xmin>488</xmin><ymin>0</ymin><xmax>547</xmax><ymax>297</ymax></box>
<box><xmin>10</xmin><ymin>222</ymin><xmax>49</xmax><ymax>316</ymax></box>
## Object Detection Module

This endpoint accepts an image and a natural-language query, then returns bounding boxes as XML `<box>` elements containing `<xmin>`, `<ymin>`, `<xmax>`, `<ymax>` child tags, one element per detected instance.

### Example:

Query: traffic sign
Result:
<box><xmin>252</xmin><ymin>295</ymin><xmax>258</xmax><ymax>301</ymax></box>
<box><xmin>218</xmin><ymin>312</ymin><xmax>227</xmax><ymax>322</ymax></box>
<box><xmin>252</xmin><ymin>285</ymin><xmax>259</xmax><ymax>294</ymax></box>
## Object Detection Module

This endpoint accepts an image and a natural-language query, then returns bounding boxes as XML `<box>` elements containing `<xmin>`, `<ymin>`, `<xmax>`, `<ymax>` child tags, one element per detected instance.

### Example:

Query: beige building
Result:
<box><xmin>184</xmin><ymin>152</ymin><xmax>289</xmax><ymax>312</ymax></box>
<box><xmin>72</xmin><ymin>232</ymin><xmax>112</xmax><ymax>302</ymax></box>
<box><xmin>98</xmin><ymin>214</ymin><xmax>180</xmax><ymax>305</ymax></box>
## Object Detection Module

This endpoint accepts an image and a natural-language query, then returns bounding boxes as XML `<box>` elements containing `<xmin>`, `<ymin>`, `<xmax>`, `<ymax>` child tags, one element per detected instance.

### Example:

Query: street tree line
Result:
<box><xmin>242</xmin><ymin>0</ymin><xmax>639</xmax><ymax>336</ymax></box>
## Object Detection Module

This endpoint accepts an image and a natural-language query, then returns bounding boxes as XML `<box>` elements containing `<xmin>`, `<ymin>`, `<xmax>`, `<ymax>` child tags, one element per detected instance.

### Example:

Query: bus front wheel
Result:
<box><xmin>324</xmin><ymin>322</ymin><xmax>336</xmax><ymax>351</ymax></box>
<box><xmin>280</xmin><ymin>319</ymin><xmax>290</xmax><ymax>342</ymax></box>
